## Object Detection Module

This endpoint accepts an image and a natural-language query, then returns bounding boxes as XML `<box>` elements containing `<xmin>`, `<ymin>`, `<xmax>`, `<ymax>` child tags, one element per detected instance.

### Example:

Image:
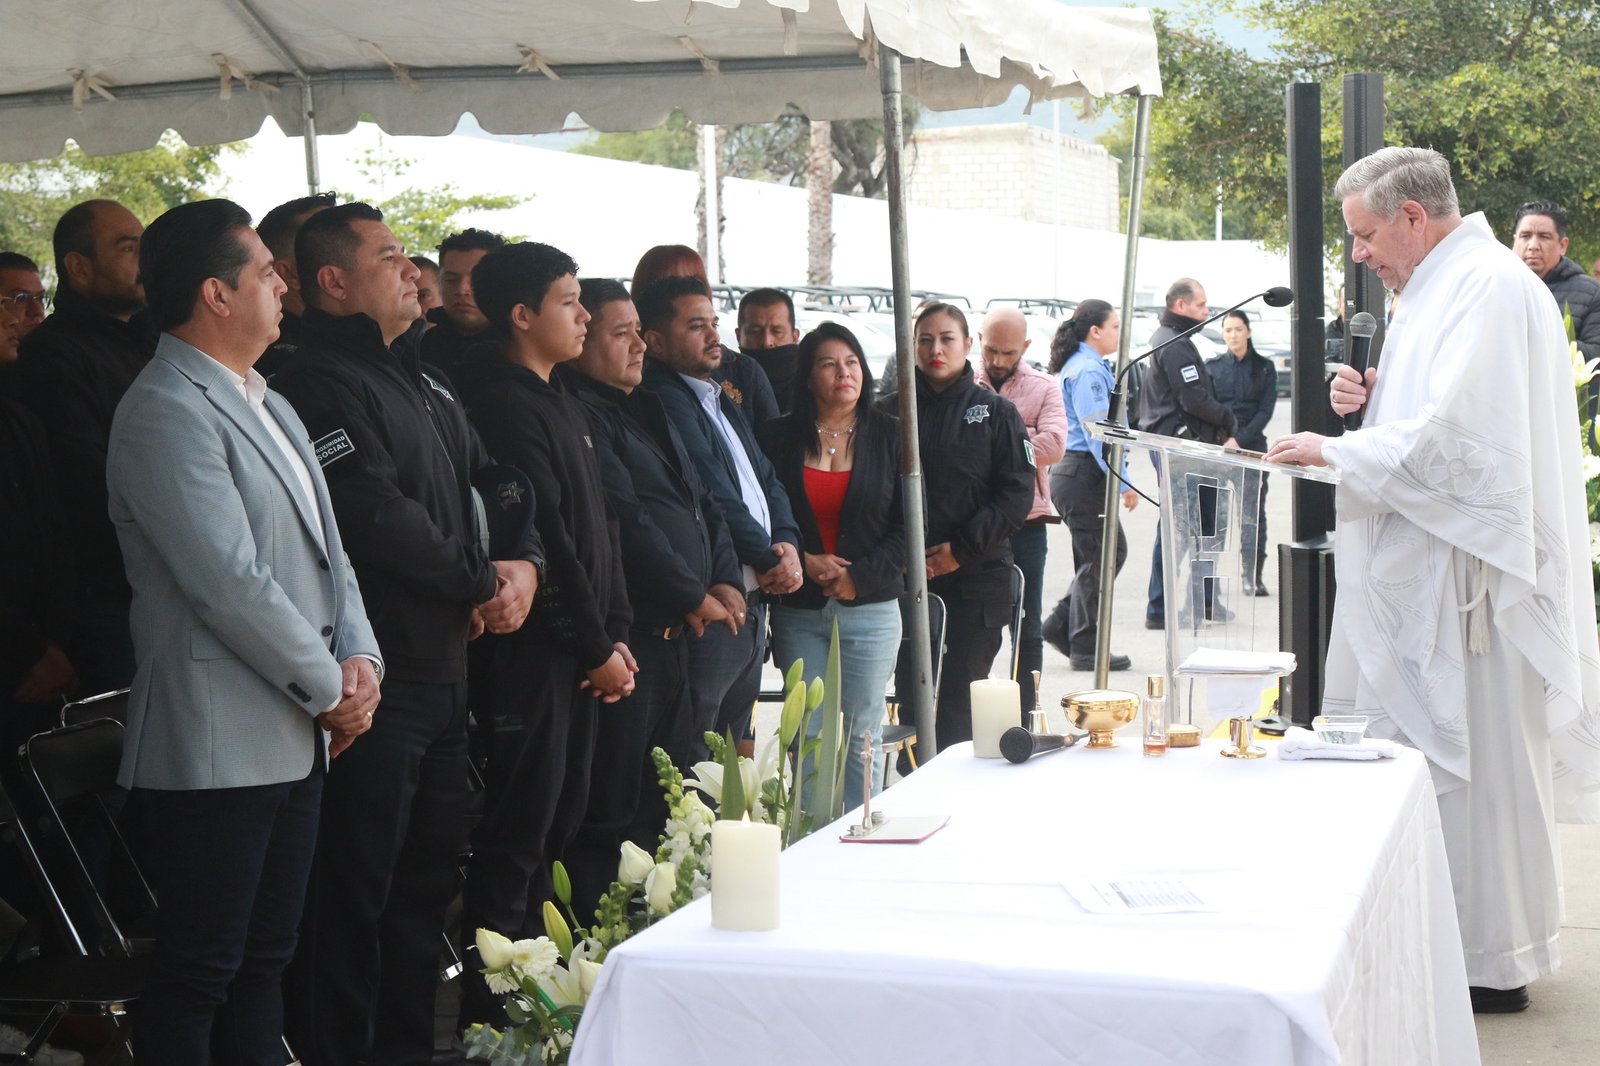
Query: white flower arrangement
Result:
<box><xmin>465</xmin><ymin>625</ymin><xmax>851</xmax><ymax>1064</ymax></box>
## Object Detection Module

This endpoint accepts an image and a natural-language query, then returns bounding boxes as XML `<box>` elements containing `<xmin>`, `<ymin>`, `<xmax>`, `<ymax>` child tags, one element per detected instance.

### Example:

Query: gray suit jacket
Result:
<box><xmin>108</xmin><ymin>334</ymin><xmax>380</xmax><ymax>790</ymax></box>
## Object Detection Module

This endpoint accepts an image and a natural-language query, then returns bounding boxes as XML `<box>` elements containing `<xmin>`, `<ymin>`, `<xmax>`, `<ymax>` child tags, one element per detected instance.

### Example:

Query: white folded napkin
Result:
<box><xmin>1277</xmin><ymin>726</ymin><xmax>1397</xmax><ymax>761</ymax></box>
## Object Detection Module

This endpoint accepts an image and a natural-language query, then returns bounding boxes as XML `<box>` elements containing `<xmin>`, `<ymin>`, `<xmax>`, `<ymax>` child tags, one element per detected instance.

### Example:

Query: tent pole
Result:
<box><xmin>1092</xmin><ymin>91</ymin><xmax>1153</xmax><ymax>687</ymax></box>
<box><xmin>301</xmin><ymin>78</ymin><xmax>321</xmax><ymax>195</ymax></box>
<box><xmin>700</xmin><ymin>125</ymin><xmax>721</xmax><ymax>283</ymax></box>
<box><xmin>878</xmin><ymin>45</ymin><xmax>936</xmax><ymax>756</ymax></box>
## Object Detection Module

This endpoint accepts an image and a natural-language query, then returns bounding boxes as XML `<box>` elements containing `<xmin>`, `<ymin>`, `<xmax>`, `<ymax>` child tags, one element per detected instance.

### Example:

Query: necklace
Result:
<box><xmin>815</xmin><ymin>419</ymin><xmax>856</xmax><ymax>456</ymax></box>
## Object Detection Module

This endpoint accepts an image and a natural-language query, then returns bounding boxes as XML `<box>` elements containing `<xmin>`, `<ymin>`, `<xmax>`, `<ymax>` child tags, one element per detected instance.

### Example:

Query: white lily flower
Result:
<box><xmin>686</xmin><ymin>761</ymin><xmax>725</xmax><ymax>803</ymax></box>
<box><xmin>475</xmin><ymin>928</ymin><xmax>515</xmax><ymax>970</ymax></box>
<box><xmin>574</xmin><ymin>957</ymin><xmax>603</xmax><ymax>997</ymax></box>
<box><xmin>536</xmin><ymin>962</ymin><xmax>585</xmax><ymax>1009</ymax></box>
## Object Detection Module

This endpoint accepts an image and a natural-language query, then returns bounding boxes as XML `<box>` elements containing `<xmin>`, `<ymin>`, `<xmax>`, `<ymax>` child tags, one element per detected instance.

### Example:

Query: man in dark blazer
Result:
<box><xmin>635</xmin><ymin>277</ymin><xmax>801</xmax><ymax>759</ymax></box>
<box><xmin>107</xmin><ymin>199</ymin><xmax>381</xmax><ymax>1066</ymax></box>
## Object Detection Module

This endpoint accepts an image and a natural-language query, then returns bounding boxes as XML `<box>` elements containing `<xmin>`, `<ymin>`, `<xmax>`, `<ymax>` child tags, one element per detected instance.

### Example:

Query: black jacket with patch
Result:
<box><xmin>1138</xmin><ymin>310</ymin><xmax>1237</xmax><ymax>444</ymax></box>
<box><xmin>271</xmin><ymin>308</ymin><xmax>544</xmax><ymax>684</ymax></box>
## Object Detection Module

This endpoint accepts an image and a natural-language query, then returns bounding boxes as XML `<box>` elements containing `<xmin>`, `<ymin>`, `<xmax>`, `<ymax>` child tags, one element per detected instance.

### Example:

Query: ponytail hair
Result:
<box><xmin>1048</xmin><ymin>298</ymin><xmax>1115</xmax><ymax>374</ymax></box>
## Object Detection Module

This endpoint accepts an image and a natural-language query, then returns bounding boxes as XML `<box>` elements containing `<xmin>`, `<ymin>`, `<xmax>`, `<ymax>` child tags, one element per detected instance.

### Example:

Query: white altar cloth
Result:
<box><xmin>572</xmin><ymin>739</ymin><xmax>1478</xmax><ymax>1066</ymax></box>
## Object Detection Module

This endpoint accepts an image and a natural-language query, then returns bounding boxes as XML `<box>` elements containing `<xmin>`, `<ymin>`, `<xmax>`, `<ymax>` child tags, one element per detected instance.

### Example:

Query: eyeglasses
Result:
<box><xmin>0</xmin><ymin>292</ymin><xmax>50</xmax><ymax>312</ymax></box>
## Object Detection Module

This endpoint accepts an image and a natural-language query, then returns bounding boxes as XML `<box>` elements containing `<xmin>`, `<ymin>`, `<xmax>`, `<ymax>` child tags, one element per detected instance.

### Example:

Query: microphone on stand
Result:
<box><xmin>1106</xmin><ymin>286</ymin><xmax>1295</xmax><ymax>427</ymax></box>
<box><xmin>1000</xmin><ymin>727</ymin><xmax>1081</xmax><ymax>764</ymax></box>
<box><xmin>1341</xmin><ymin>311</ymin><xmax>1379</xmax><ymax>431</ymax></box>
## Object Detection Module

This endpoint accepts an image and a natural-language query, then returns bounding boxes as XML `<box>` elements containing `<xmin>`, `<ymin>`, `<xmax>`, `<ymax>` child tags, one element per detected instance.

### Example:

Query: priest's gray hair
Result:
<box><xmin>1334</xmin><ymin>147</ymin><xmax>1460</xmax><ymax>221</ymax></box>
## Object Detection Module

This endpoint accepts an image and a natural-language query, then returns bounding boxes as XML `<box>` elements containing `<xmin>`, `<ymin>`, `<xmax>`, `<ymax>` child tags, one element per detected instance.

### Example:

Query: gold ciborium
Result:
<box><xmin>1061</xmin><ymin>688</ymin><xmax>1139</xmax><ymax>748</ymax></box>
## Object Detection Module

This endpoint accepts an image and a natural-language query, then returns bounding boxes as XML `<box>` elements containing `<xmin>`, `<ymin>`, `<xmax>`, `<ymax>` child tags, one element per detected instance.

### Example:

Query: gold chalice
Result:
<box><xmin>1061</xmin><ymin>688</ymin><xmax>1139</xmax><ymax>748</ymax></box>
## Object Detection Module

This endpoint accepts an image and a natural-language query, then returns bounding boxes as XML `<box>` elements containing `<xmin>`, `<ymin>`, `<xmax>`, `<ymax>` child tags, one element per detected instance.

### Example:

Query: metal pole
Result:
<box><xmin>1091</xmin><ymin>92</ymin><xmax>1153</xmax><ymax>687</ymax></box>
<box><xmin>301</xmin><ymin>79</ymin><xmax>321</xmax><ymax>195</ymax></box>
<box><xmin>701</xmin><ymin>125</ymin><xmax>722</xmax><ymax>283</ymax></box>
<box><xmin>879</xmin><ymin>44</ymin><xmax>936</xmax><ymax>755</ymax></box>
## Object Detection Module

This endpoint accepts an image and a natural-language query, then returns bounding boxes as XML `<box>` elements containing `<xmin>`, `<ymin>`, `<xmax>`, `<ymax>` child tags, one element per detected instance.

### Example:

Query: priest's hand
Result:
<box><xmin>1264</xmin><ymin>432</ymin><xmax>1328</xmax><ymax>468</ymax></box>
<box><xmin>1329</xmin><ymin>365</ymin><xmax>1377</xmax><ymax>417</ymax></box>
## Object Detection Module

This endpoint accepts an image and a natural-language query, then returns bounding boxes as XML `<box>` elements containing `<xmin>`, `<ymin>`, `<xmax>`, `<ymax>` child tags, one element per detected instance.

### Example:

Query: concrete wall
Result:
<box><xmin>906</xmin><ymin>123</ymin><xmax>1120</xmax><ymax>231</ymax></box>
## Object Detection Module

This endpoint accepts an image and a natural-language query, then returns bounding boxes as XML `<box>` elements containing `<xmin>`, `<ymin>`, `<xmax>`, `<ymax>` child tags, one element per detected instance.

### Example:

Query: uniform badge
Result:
<box><xmin>1180</xmin><ymin>365</ymin><xmax>1201</xmax><ymax>384</ymax></box>
<box><xmin>497</xmin><ymin>481</ymin><xmax>524</xmax><ymax>510</ymax></box>
<box><xmin>1023</xmin><ymin>439</ymin><xmax>1036</xmax><ymax>467</ymax></box>
<box><xmin>313</xmin><ymin>429</ymin><xmax>355</xmax><ymax>467</ymax></box>
<box><xmin>422</xmin><ymin>372</ymin><xmax>456</xmax><ymax>402</ymax></box>
<box><xmin>964</xmin><ymin>403</ymin><xmax>991</xmax><ymax>425</ymax></box>
<box><xmin>720</xmin><ymin>379</ymin><xmax>744</xmax><ymax>407</ymax></box>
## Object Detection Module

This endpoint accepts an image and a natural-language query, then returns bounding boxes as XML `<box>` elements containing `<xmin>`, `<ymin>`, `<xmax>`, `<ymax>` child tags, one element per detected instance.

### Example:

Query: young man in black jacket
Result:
<box><xmin>562</xmin><ymin>278</ymin><xmax>746</xmax><ymax>913</ymax></box>
<box><xmin>273</xmin><ymin>203</ymin><xmax>544</xmax><ymax>1066</ymax></box>
<box><xmin>12</xmin><ymin>199</ymin><xmax>153</xmax><ymax>693</ymax></box>
<box><xmin>637</xmin><ymin>277</ymin><xmax>802</xmax><ymax>761</ymax></box>
<box><xmin>449</xmin><ymin>243</ymin><xmax>635</xmax><ymax>1032</ymax></box>
<box><xmin>420</xmin><ymin>228</ymin><xmax>506</xmax><ymax>386</ymax></box>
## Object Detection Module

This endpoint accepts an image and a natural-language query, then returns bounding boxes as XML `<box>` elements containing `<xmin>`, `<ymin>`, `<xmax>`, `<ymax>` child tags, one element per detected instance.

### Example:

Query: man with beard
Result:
<box><xmin>972</xmin><ymin>308</ymin><xmax>1067</xmax><ymax>710</ymax></box>
<box><xmin>13</xmin><ymin>199</ymin><xmax>153</xmax><ymax>692</ymax></box>
<box><xmin>638</xmin><ymin>277</ymin><xmax>800</xmax><ymax>759</ymax></box>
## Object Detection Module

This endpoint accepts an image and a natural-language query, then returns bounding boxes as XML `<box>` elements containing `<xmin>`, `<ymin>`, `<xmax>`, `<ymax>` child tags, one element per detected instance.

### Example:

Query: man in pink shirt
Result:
<box><xmin>973</xmin><ymin>307</ymin><xmax>1067</xmax><ymax>718</ymax></box>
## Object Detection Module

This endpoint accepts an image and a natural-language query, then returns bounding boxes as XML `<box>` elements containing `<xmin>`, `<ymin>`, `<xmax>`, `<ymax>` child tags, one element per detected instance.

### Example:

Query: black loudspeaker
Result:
<box><xmin>1278</xmin><ymin>537</ymin><xmax>1337</xmax><ymax>726</ymax></box>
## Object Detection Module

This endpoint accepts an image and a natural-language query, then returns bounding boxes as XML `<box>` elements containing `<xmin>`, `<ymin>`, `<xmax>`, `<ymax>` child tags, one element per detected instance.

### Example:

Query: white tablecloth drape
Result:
<box><xmin>572</xmin><ymin>739</ymin><xmax>1479</xmax><ymax>1066</ymax></box>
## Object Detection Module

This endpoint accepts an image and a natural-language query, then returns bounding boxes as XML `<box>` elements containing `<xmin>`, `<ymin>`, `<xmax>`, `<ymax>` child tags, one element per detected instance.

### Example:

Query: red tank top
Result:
<box><xmin>803</xmin><ymin>467</ymin><xmax>851</xmax><ymax>555</ymax></box>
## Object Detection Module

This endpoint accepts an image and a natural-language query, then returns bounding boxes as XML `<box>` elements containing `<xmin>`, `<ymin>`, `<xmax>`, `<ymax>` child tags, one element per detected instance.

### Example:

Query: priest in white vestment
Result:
<box><xmin>1266</xmin><ymin>147</ymin><xmax>1600</xmax><ymax>1013</ymax></box>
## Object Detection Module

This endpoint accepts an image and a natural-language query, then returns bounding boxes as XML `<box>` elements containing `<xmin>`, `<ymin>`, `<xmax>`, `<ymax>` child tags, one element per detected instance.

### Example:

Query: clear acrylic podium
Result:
<box><xmin>1088</xmin><ymin>422</ymin><xmax>1341</xmax><ymax>730</ymax></box>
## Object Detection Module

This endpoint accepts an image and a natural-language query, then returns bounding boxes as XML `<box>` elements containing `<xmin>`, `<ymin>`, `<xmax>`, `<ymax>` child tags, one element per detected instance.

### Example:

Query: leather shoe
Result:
<box><xmin>1042</xmin><ymin>610</ymin><xmax>1071</xmax><ymax>657</ymax></box>
<box><xmin>1253</xmin><ymin>583</ymin><xmax>1269</xmax><ymax>597</ymax></box>
<box><xmin>1145</xmin><ymin>615</ymin><xmax>1164</xmax><ymax>630</ymax></box>
<box><xmin>1469</xmin><ymin>985</ymin><xmax>1529</xmax><ymax>1014</ymax></box>
<box><xmin>1071</xmin><ymin>653</ymin><xmax>1131</xmax><ymax>672</ymax></box>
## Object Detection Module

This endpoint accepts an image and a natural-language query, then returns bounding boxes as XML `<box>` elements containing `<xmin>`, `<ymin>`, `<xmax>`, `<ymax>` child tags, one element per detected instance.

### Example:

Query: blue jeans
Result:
<box><xmin>771</xmin><ymin>598</ymin><xmax>901</xmax><ymax>809</ymax></box>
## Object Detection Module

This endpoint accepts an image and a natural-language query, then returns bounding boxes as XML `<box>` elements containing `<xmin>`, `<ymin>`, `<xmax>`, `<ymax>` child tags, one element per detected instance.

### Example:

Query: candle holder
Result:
<box><xmin>1061</xmin><ymin>688</ymin><xmax>1139</xmax><ymax>748</ymax></box>
<box><xmin>1221</xmin><ymin>715</ymin><xmax>1267</xmax><ymax>759</ymax></box>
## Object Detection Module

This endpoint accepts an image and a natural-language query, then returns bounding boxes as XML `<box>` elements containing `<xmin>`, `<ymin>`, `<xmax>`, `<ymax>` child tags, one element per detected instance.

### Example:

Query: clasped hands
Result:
<box><xmin>756</xmin><ymin>541</ymin><xmax>804</xmax><ymax>596</ymax></box>
<box><xmin>318</xmin><ymin>656</ymin><xmax>381</xmax><ymax>758</ymax></box>
<box><xmin>683</xmin><ymin>583</ymin><xmax>747</xmax><ymax>637</ymax></box>
<box><xmin>804</xmin><ymin>551</ymin><xmax>858</xmax><ymax>601</ymax></box>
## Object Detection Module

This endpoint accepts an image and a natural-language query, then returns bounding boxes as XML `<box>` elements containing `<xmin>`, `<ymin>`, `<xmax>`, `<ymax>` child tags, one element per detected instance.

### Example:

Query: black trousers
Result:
<box><xmin>132</xmin><ymin>766</ymin><xmax>322</xmax><ymax>1066</ymax></box>
<box><xmin>564</xmin><ymin>627</ymin><xmax>693</xmax><ymax>916</ymax></box>
<box><xmin>1050</xmin><ymin>454</ymin><xmax>1129</xmax><ymax>658</ymax></box>
<box><xmin>920</xmin><ymin>566</ymin><xmax>1009</xmax><ymax>753</ymax></box>
<box><xmin>457</xmin><ymin>643</ymin><xmax>598</xmax><ymax>1031</ymax></box>
<box><xmin>684</xmin><ymin>600</ymin><xmax>766</xmax><ymax>762</ymax></box>
<box><xmin>1009</xmin><ymin>523</ymin><xmax>1048</xmax><ymax>718</ymax></box>
<box><xmin>284</xmin><ymin>679</ymin><xmax>469</xmax><ymax>1066</ymax></box>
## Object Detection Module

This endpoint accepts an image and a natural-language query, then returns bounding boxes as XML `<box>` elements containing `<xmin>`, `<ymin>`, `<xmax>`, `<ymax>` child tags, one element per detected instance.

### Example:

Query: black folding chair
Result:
<box><xmin>880</xmin><ymin>591</ymin><xmax>948</xmax><ymax>788</ymax></box>
<box><xmin>0</xmin><ymin>779</ymin><xmax>144</xmax><ymax>1065</ymax></box>
<box><xmin>59</xmin><ymin>688</ymin><xmax>130</xmax><ymax>730</ymax></box>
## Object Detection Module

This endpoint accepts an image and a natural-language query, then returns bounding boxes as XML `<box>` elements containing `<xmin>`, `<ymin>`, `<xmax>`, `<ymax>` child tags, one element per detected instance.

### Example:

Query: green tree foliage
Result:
<box><xmin>353</xmin><ymin>138</ymin><xmax>522</xmax><ymax>255</ymax></box>
<box><xmin>1106</xmin><ymin>2</ymin><xmax>1600</xmax><ymax>263</ymax></box>
<box><xmin>0</xmin><ymin>134</ymin><xmax>231</xmax><ymax>278</ymax></box>
<box><xmin>573</xmin><ymin>106</ymin><xmax>916</xmax><ymax>198</ymax></box>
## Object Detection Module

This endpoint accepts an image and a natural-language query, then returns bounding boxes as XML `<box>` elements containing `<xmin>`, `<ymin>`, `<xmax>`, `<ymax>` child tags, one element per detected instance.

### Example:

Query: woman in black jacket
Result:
<box><xmin>1208</xmin><ymin>309</ymin><xmax>1277</xmax><ymax>595</ymax></box>
<box><xmin>758</xmin><ymin>322</ymin><xmax>905</xmax><ymax>801</ymax></box>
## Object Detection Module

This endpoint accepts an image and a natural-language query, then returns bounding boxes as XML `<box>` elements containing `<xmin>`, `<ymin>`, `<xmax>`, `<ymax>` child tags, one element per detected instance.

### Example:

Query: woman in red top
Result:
<box><xmin>757</xmin><ymin>323</ymin><xmax>906</xmax><ymax>803</ymax></box>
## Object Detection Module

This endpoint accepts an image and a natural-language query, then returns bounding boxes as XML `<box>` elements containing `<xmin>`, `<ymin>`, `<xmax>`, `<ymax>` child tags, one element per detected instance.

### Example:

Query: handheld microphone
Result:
<box><xmin>1000</xmin><ymin>727</ymin><xmax>1081</xmax><ymax>763</ymax></box>
<box><xmin>1342</xmin><ymin>312</ymin><xmax>1379</xmax><ymax>431</ymax></box>
<box><xmin>1107</xmin><ymin>286</ymin><xmax>1295</xmax><ymax>425</ymax></box>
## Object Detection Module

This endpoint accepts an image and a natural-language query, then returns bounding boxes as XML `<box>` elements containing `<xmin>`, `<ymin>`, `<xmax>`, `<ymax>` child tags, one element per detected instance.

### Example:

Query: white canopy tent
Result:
<box><xmin>0</xmin><ymin>0</ymin><xmax>1162</xmax><ymax>747</ymax></box>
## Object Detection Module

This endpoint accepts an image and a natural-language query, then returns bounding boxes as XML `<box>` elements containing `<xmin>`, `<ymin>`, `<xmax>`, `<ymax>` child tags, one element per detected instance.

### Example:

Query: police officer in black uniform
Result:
<box><xmin>272</xmin><ymin>203</ymin><xmax>545</xmax><ymax>1066</ymax></box>
<box><xmin>1137</xmin><ymin>278</ymin><xmax>1237</xmax><ymax>628</ymax></box>
<box><xmin>886</xmin><ymin>302</ymin><xmax>1033</xmax><ymax>756</ymax></box>
<box><xmin>1207</xmin><ymin>309</ymin><xmax>1277</xmax><ymax>595</ymax></box>
<box><xmin>561</xmin><ymin>278</ymin><xmax>746</xmax><ymax>914</ymax></box>
<box><xmin>449</xmin><ymin>243</ymin><xmax>635</xmax><ymax>1034</ymax></box>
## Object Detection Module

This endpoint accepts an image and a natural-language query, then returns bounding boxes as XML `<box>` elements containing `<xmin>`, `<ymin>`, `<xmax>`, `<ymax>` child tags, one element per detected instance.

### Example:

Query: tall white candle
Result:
<box><xmin>971</xmin><ymin>678</ymin><xmax>1019</xmax><ymax>758</ymax></box>
<box><xmin>710</xmin><ymin>815</ymin><xmax>780</xmax><ymax>931</ymax></box>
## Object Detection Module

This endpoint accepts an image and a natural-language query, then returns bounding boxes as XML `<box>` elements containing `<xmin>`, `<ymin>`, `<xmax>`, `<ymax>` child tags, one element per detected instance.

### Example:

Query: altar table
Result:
<box><xmin>572</xmin><ymin>739</ymin><xmax>1478</xmax><ymax>1066</ymax></box>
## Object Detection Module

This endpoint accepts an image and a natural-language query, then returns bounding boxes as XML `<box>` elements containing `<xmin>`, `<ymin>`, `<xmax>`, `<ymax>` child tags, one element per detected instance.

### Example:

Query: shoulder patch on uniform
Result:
<box><xmin>313</xmin><ymin>429</ymin><xmax>355</xmax><ymax>468</ymax></box>
<box><xmin>1180</xmin><ymin>364</ymin><xmax>1201</xmax><ymax>384</ymax></box>
<box><xmin>964</xmin><ymin>403</ymin><xmax>991</xmax><ymax>425</ymax></box>
<box><xmin>421</xmin><ymin>372</ymin><xmax>456</xmax><ymax>402</ymax></box>
<box><xmin>1023</xmin><ymin>439</ymin><xmax>1036</xmax><ymax>467</ymax></box>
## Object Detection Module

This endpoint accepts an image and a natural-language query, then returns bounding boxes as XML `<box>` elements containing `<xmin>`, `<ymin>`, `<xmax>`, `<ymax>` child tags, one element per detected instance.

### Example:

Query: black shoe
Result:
<box><xmin>1253</xmin><ymin>583</ymin><xmax>1269</xmax><ymax>597</ymax></box>
<box><xmin>1145</xmin><ymin>615</ymin><xmax>1164</xmax><ymax>630</ymax></box>
<box><xmin>1070</xmin><ymin>653</ymin><xmax>1131</xmax><ymax>672</ymax></box>
<box><xmin>1469</xmin><ymin>985</ymin><xmax>1529</xmax><ymax>1014</ymax></box>
<box><xmin>1205</xmin><ymin>603</ymin><xmax>1234</xmax><ymax>623</ymax></box>
<box><xmin>1042</xmin><ymin>610</ymin><xmax>1071</xmax><ymax>657</ymax></box>
<box><xmin>1240</xmin><ymin>578</ymin><xmax>1257</xmax><ymax>596</ymax></box>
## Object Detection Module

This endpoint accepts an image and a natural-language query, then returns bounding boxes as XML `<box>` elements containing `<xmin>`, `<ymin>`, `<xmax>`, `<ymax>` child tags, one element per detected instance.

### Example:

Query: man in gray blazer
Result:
<box><xmin>106</xmin><ymin>199</ymin><xmax>381</xmax><ymax>1066</ymax></box>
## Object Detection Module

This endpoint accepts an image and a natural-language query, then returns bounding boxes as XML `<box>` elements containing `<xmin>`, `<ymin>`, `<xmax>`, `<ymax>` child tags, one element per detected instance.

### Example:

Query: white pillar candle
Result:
<box><xmin>710</xmin><ymin>815</ymin><xmax>780</xmax><ymax>931</ymax></box>
<box><xmin>971</xmin><ymin>678</ymin><xmax>1020</xmax><ymax>759</ymax></box>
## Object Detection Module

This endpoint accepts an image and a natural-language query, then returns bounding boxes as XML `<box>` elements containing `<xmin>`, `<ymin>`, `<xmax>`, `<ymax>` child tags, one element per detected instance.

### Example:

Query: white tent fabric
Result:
<box><xmin>0</xmin><ymin>0</ymin><xmax>1161</xmax><ymax>162</ymax></box>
